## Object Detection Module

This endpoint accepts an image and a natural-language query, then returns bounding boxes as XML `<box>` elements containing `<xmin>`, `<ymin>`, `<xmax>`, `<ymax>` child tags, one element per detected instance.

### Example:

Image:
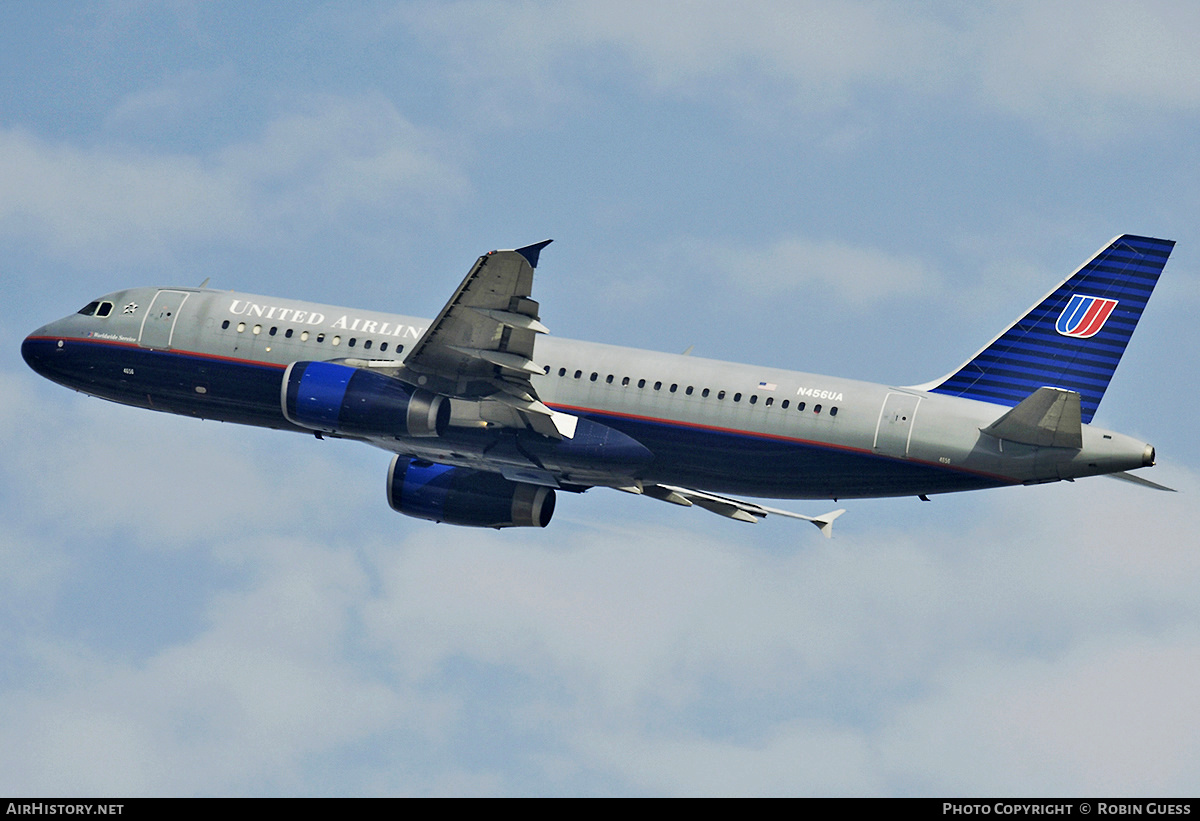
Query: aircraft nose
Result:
<box><xmin>21</xmin><ymin>326</ymin><xmax>57</xmax><ymax>378</ymax></box>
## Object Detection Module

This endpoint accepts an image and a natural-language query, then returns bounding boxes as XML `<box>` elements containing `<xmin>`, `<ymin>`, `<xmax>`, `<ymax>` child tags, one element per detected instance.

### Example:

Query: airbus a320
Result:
<box><xmin>22</xmin><ymin>235</ymin><xmax>1175</xmax><ymax>535</ymax></box>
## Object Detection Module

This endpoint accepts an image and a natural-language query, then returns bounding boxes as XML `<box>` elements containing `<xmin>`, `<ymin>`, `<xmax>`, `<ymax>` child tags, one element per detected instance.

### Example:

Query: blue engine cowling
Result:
<box><xmin>387</xmin><ymin>456</ymin><xmax>556</xmax><ymax>528</ymax></box>
<box><xmin>282</xmin><ymin>361</ymin><xmax>449</xmax><ymax>438</ymax></box>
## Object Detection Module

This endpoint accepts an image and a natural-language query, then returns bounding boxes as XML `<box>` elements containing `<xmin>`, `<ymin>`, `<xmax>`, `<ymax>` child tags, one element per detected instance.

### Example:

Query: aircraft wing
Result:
<box><xmin>398</xmin><ymin>240</ymin><xmax>576</xmax><ymax>439</ymax></box>
<box><xmin>620</xmin><ymin>483</ymin><xmax>846</xmax><ymax>537</ymax></box>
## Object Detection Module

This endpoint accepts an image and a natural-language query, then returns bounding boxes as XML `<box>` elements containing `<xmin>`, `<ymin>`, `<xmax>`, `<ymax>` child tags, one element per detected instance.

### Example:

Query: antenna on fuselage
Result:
<box><xmin>197</xmin><ymin>277</ymin><xmax>211</xmax><ymax>289</ymax></box>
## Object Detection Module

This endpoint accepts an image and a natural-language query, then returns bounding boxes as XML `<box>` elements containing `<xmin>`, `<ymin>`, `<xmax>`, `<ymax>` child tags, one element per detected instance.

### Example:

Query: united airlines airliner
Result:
<box><xmin>22</xmin><ymin>235</ymin><xmax>1174</xmax><ymax>534</ymax></box>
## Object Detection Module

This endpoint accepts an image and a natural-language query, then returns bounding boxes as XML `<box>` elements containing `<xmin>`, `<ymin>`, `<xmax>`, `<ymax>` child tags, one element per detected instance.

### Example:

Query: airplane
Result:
<box><xmin>21</xmin><ymin>234</ymin><xmax>1175</xmax><ymax>536</ymax></box>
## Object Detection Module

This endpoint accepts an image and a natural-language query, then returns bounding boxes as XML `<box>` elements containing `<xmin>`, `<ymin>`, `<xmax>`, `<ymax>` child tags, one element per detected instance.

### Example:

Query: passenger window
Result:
<box><xmin>830</xmin><ymin>406</ymin><xmax>838</xmax><ymax>416</ymax></box>
<box><xmin>380</xmin><ymin>342</ymin><xmax>389</xmax><ymax>352</ymax></box>
<box><xmin>237</xmin><ymin>322</ymin><xmax>246</xmax><ymax>333</ymax></box>
<box><xmin>702</xmin><ymin>388</ymin><xmax>710</xmax><ymax>398</ymax></box>
<box><xmin>797</xmin><ymin>402</ymin><xmax>805</xmax><ymax>411</ymax></box>
<box><xmin>622</xmin><ymin>377</ymin><xmax>630</xmax><ymax>386</ymax></box>
<box><xmin>285</xmin><ymin>328</ymin><xmax>294</xmax><ymax>338</ymax></box>
<box><xmin>331</xmin><ymin>336</ymin><xmax>340</xmax><ymax>346</ymax></box>
<box><xmin>750</xmin><ymin>395</ymin><xmax>757</xmax><ymax>405</ymax></box>
<box><xmin>269</xmin><ymin>327</ymin><xmax>277</xmax><ymax>336</ymax></box>
<box><xmin>221</xmin><ymin>320</ymin><xmax>230</xmax><ymax>330</ymax></box>
<box><xmin>348</xmin><ymin>338</ymin><xmax>356</xmax><ymax>347</ymax></box>
<box><xmin>590</xmin><ymin>372</ymin><xmax>598</xmax><ymax>382</ymax></box>
<box><xmin>686</xmin><ymin>386</ymin><xmax>694</xmax><ymax>396</ymax></box>
<box><xmin>654</xmin><ymin>381</ymin><xmax>662</xmax><ymax>391</ymax></box>
<box><xmin>638</xmin><ymin>379</ymin><xmax>646</xmax><ymax>388</ymax></box>
<box><xmin>300</xmin><ymin>330</ymin><xmax>309</xmax><ymax>342</ymax></box>
<box><xmin>781</xmin><ymin>399</ymin><xmax>789</xmax><ymax>409</ymax></box>
<box><xmin>765</xmin><ymin>397</ymin><xmax>773</xmax><ymax>407</ymax></box>
<box><xmin>733</xmin><ymin>393</ymin><xmax>741</xmax><ymax>402</ymax></box>
<box><xmin>574</xmin><ymin>370</ymin><xmax>582</xmax><ymax>379</ymax></box>
<box><xmin>669</xmin><ymin>384</ymin><xmax>677</xmax><ymax>393</ymax></box>
<box><xmin>814</xmin><ymin>404</ymin><xmax>822</xmax><ymax>414</ymax></box>
<box><xmin>364</xmin><ymin>339</ymin><xmax>372</xmax><ymax>349</ymax></box>
<box><xmin>559</xmin><ymin>368</ymin><xmax>567</xmax><ymax>377</ymax></box>
<box><xmin>718</xmin><ymin>391</ymin><xmax>726</xmax><ymax>400</ymax></box>
<box><xmin>606</xmin><ymin>374</ymin><xmax>614</xmax><ymax>384</ymax></box>
<box><xmin>316</xmin><ymin>333</ymin><xmax>325</xmax><ymax>343</ymax></box>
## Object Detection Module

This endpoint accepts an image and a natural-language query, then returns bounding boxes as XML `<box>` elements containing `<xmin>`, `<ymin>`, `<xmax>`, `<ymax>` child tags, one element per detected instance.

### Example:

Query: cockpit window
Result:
<box><xmin>78</xmin><ymin>300</ymin><xmax>114</xmax><ymax>317</ymax></box>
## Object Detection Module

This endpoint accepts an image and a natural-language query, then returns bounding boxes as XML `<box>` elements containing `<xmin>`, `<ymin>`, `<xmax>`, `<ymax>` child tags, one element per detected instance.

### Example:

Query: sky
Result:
<box><xmin>2</xmin><ymin>1</ymin><xmax>1200</xmax><ymax>797</ymax></box>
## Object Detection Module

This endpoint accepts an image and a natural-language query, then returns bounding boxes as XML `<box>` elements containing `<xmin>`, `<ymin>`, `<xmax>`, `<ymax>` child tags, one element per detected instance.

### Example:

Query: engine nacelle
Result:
<box><xmin>282</xmin><ymin>360</ymin><xmax>449</xmax><ymax>438</ymax></box>
<box><xmin>387</xmin><ymin>456</ymin><xmax>556</xmax><ymax>528</ymax></box>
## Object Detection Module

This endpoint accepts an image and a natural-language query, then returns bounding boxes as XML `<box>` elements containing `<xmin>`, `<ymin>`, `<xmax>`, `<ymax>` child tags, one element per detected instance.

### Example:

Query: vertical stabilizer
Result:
<box><xmin>920</xmin><ymin>235</ymin><xmax>1174</xmax><ymax>423</ymax></box>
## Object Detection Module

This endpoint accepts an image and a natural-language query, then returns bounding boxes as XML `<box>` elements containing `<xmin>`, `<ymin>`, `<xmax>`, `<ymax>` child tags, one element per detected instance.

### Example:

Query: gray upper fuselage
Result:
<box><xmin>24</xmin><ymin>285</ymin><xmax>1155</xmax><ymax>500</ymax></box>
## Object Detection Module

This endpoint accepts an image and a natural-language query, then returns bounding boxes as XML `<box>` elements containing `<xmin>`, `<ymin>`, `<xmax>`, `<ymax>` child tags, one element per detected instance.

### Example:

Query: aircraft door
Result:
<box><xmin>874</xmin><ymin>392</ymin><xmax>920</xmax><ymax>458</ymax></box>
<box><xmin>139</xmin><ymin>290</ymin><xmax>190</xmax><ymax>349</ymax></box>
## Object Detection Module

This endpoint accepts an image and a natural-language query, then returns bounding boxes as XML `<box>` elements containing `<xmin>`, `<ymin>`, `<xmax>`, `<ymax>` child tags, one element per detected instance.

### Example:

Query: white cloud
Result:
<box><xmin>975</xmin><ymin>1</ymin><xmax>1200</xmax><ymax>136</ymax></box>
<box><xmin>3</xmin><ymin>392</ymin><xmax>1198</xmax><ymax>794</ymax></box>
<box><xmin>643</xmin><ymin>234</ymin><xmax>939</xmax><ymax>309</ymax></box>
<box><xmin>0</xmin><ymin>95</ymin><xmax>468</xmax><ymax>265</ymax></box>
<box><xmin>0</xmin><ymin>537</ymin><xmax>405</xmax><ymax>795</ymax></box>
<box><xmin>400</xmin><ymin>0</ymin><xmax>1200</xmax><ymax>138</ymax></box>
<box><xmin>883</xmin><ymin>635</ymin><xmax>1200</xmax><ymax>795</ymax></box>
<box><xmin>398</xmin><ymin>0</ymin><xmax>952</xmax><ymax>119</ymax></box>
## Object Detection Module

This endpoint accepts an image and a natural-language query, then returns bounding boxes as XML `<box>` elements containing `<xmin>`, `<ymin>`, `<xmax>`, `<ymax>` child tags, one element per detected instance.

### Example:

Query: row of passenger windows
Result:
<box><xmin>547</xmin><ymin>366</ymin><xmax>839</xmax><ymax>416</ymax></box>
<box><xmin>220</xmin><ymin>320</ymin><xmax>404</xmax><ymax>354</ymax></box>
<box><xmin>217</xmin><ymin>316</ymin><xmax>838</xmax><ymax>416</ymax></box>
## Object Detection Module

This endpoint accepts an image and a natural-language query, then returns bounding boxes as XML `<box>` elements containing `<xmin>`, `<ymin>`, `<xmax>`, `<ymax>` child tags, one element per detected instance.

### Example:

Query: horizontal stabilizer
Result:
<box><xmin>1107</xmin><ymin>471</ymin><xmax>1177</xmax><ymax>492</ymax></box>
<box><xmin>981</xmin><ymin>387</ymin><xmax>1083</xmax><ymax>448</ymax></box>
<box><xmin>631</xmin><ymin>483</ymin><xmax>846</xmax><ymax>537</ymax></box>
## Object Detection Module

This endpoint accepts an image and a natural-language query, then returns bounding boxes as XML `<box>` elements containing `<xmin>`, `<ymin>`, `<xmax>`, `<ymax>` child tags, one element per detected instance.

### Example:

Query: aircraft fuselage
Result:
<box><xmin>21</xmin><ymin>285</ymin><xmax>1155</xmax><ymax>503</ymax></box>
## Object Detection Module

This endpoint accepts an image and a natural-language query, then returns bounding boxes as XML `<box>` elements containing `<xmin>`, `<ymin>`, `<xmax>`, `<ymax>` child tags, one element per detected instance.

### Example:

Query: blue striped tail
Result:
<box><xmin>926</xmin><ymin>235</ymin><xmax>1174</xmax><ymax>423</ymax></box>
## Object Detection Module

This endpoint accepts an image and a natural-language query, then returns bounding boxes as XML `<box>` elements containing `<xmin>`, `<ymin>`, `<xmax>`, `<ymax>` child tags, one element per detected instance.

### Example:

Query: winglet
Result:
<box><xmin>515</xmin><ymin>239</ymin><xmax>553</xmax><ymax>269</ymax></box>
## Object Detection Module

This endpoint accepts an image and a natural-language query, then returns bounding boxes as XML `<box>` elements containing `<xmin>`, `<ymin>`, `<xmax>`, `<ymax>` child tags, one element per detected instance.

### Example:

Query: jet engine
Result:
<box><xmin>282</xmin><ymin>360</ymin><xmax>449</xmax><ymax>438</ymax></box>
<box><xmin>387</xmin><ymin>456</ymin><xmax>556</xmax><ymax>528</ymax></box>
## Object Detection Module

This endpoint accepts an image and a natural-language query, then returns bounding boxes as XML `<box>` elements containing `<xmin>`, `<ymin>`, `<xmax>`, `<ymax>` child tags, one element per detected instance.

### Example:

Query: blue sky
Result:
<box><xmin>3</xmin><ymin>1</ymin><xmax>1200</xmax><ymax>796</ymax></box>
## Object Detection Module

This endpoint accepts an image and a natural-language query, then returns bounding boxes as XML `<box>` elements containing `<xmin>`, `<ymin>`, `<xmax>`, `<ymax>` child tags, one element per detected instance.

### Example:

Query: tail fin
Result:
<box><xmin>918</xmin><ymin>235</ymin><xmax>1174</xmax><ymax>423</ymax></box>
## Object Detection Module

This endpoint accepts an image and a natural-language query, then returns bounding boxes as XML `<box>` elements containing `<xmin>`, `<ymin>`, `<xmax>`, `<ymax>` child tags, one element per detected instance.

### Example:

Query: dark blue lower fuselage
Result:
<box><xmin>22</xmin><ymin>335</ymin><xmax>1004</xmax><ymax>499</ymax></box>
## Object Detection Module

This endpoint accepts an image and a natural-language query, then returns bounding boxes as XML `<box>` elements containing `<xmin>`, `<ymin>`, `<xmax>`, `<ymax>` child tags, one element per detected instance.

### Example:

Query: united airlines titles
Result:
<box><xmin>228</xmin><ymin>299</ymin><xmax>424</xmax><ymax>339</ymax></box>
